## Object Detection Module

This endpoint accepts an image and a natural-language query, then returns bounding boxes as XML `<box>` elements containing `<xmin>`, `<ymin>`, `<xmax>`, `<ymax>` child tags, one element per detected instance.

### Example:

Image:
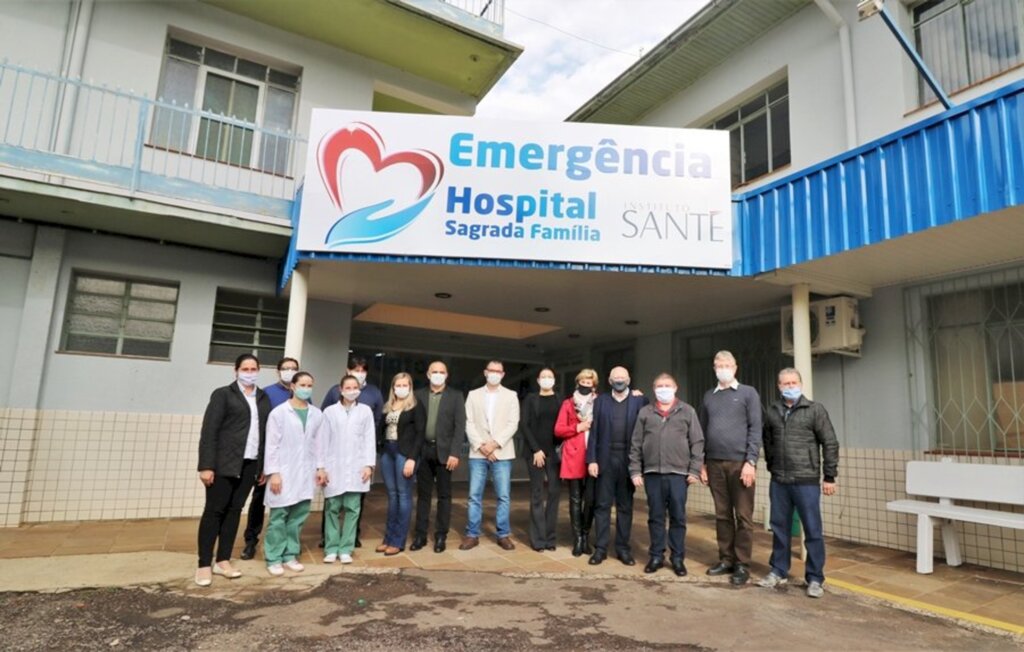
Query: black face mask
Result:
<box><xmin>576</xmin><ymin>385</ymin><xmax>593</xmax><ymax>395</ymax></box>
<box><xmin>610</xmin><ymin>380</ymin><xmax>629</xmax><ymax>392</ymax></box>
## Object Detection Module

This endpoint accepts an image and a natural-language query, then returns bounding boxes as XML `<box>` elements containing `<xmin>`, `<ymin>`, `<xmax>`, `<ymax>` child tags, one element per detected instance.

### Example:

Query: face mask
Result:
<box><xmin>394</xmin><ymin>386</ymin><xmax>410</xmax><ymax>399</ymax></box>
<box><xmin>781</xmin><ymin>387</ymin><xmax>802</xmax><ymax>402</ymax></box>
<box><xmin>342</xmin><ymin>389</ymin><xmax>361</xmax><ymax>402</ymax></box>
<box><xmin>654</xmin><ymin>387</ymin><xmax>676</xmax><ymax>403</ymax></box>
<box><xmin>351</xmin><ymin>371</ymin><xmax>367</xmax><ymax>386</ymax></box>
<box><xmin>486</xmin><ymin>372</ymin><xmax>502</xmax><ymax>386</ymax></box>
<box><xmin>293</xmin><ymin>387</ymin><xmax>313</xmax><ymax>401</ymax></box>
<box><xmin>715</xmin><ymin>369</ymin><xmax>735</xmax><ymax>384</ymax></box>
<box><xmin>538</xmin><ymin>377</ymin><xmax>555</xmax><ymax>390</ymax></box>
<box><xmin>238</xmin><ymin>372</ymin><xmax>259</xmax><ymax>386</ymax></box>
<box><xmin>610</xmin><ymin>380</ymin><xmax>629</xmax><ymax>393</ymax></box>
<box><xmin>429</xmin><ymin>373</ymin><xmax>447</xmax><ymax>387</ymax></box>
<box><xmin>576</xmin><ymin>385</ymin><xmax>593</xmax><ymax>396</ymax></box>
<box><xmin>280</xmin><ymin>370</ymin><xmax>296</xmax><ymax>384</ymax></box>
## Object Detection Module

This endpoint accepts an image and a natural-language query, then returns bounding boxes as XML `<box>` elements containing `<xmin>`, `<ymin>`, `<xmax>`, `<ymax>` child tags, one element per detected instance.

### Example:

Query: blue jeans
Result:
<box><xmin>768</xmin><ymin>480</ymin><xmax>826</xmax><ymax>584</ymax></box>
<box><xmin>380</xmin><ymin>441</ymin><xmax>415</xmax><ymax>548</ymax></box>
<box><xmin>644</xmin><ymin>473</ymin><xmax>689</xmax><ymax>561</ymax></box>
<box><xmin>465</xmin><ymin>458</ymin><xmax>512</xmax><ymax>539</ymax></box>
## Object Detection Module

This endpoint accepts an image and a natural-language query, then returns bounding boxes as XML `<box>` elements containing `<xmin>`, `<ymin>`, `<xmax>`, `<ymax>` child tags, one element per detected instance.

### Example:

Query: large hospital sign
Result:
<box><xmin>297</xmin><ymin>110</ymin><xmax>732</xmax><ymax>269</ymax></box>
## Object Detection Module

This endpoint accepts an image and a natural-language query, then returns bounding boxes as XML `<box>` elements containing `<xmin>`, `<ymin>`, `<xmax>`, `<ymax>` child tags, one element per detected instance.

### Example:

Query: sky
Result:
<box><xmin>475</xmin><ymin>0</ymin><xmax>707</xmax><ymax>122</ymax></box>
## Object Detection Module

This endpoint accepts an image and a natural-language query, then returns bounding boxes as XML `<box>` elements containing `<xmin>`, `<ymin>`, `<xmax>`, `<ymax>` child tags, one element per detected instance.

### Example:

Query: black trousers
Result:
<box><xmin>414</xmin><ymin>443</ymin><xmax>453</xmax><ymax>539</ymax></box>
<box><xmin>644</xmin><ymin>473</ymin><xmax>689</xmax><ymax>562</ymax></box>
<box><xmin>197</xmin><ymin>458</ymin><xmax>257</xmax><ymax>567</ymax></box>
<box><xmin>568</xmin><ymin>476</ymin><xmax>595</xmax><ymax>537</ymax></box>
<box><xmin>593</xmin><ymin>450</ymin><xmax>635</xmax><ymax>556</ymax></box>
<box><xmin>242</xmin><ymin>481</ymin><xmax>266</xmax><ymax>544</ymax></box>
<box><xmin>526</xmin><ymin>452</ymin><xmax>561</xmax><ymax>549</ymax></box>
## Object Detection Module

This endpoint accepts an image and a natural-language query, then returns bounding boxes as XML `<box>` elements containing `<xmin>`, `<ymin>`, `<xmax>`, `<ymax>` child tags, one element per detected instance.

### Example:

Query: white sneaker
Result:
<box><xmin>284</xmin><ymin>560</ymin><xmax>305</xmax><ymax>572</ymax></box>
<box><xmin>807</xmin><ymin>581</ymin><xmax>824</xmax><ymax>598</ymax></box>
<box><xmin>267</xmin><ymin>564</ymin><xmax>285</xmax><ymax>577</ymax></box>
<box><xmin>757</xmin><ymin>572</ymin><xmax>788</xmax><ymax>588</ymax></box>
<box><xmin>339</xmin><ymin>553</ymin><xmax>354</xmax><ymax>564</ymax></box>
<box><xmin>323</xmin><ymin>553</ymin><xmax>338</xmax><ymax>564</ymax></box>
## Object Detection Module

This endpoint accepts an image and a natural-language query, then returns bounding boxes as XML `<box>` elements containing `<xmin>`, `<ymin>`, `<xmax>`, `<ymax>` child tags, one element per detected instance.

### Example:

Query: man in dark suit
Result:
<box><xmin>410</xmin><ymin>361</ymin><xmax>466</xmax><ymax>553</ymax></box>
<box><xmin>586</xmin><ymin>366</ymin><xmax>649</xmax><ymax>566</ymax></box>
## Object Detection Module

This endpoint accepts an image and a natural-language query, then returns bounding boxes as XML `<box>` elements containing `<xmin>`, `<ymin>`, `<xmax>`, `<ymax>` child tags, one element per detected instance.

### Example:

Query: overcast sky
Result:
<box><xmin>475</xmin><ymin>0</ymin><xmax>706</xmax><ymax>122</ymax></box>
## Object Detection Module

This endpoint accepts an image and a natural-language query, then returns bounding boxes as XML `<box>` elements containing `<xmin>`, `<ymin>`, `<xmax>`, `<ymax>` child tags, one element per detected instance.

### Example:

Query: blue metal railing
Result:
<box><xmin>0</xmin><ymin>61</ymin><xmax>307</xmax><ymax>219</ymax></box>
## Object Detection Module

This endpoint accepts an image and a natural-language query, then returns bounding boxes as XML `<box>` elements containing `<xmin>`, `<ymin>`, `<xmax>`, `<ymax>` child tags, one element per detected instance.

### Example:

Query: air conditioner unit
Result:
<box><xmin>781</xmin><ymin>296</ymin><xmax>864</xmax><ymax>356</ymax></box>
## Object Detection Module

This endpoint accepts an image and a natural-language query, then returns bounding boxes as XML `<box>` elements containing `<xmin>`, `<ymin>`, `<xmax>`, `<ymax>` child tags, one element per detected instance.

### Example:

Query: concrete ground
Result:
<box><xmin>1</xmin><ymin>483</ymin><xmax>1022</xmax><ymax>650</ymax></box>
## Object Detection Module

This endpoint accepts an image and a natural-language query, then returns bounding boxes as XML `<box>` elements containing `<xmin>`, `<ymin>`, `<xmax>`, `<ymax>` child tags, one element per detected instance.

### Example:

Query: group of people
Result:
<box><xmin>194</xmin><ymin>352</ymin><xmax>839</xmax><ymax>598</ymax></box>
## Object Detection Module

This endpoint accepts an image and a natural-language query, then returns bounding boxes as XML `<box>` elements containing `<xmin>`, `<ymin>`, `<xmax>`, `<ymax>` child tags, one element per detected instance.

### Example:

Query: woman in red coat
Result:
<box><xmin>555</xmin><ymin>368</ymin><xmax>598</xmax><ymax>557</ymax></box>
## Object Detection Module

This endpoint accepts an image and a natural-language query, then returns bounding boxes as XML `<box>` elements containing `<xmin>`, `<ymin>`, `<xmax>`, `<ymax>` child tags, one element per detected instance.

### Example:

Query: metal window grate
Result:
<box><xmin>208</xmin><ymin>288</ymin><xmax>289</xmax><ymax>364</ymax></box>
<box><xmin>905</xmin><ymin>264</ymin><xmax>1024</xmax><ymax>454</ymax></box>
<box><xmin>60</xmin><ymin>272</ymin><xmax>179</xmax><ymax>359</ymax></box>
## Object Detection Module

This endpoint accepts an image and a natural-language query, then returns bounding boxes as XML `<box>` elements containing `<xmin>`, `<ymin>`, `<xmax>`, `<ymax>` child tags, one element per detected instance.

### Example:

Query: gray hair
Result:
<box><xmin>778</xmin><ymin>367</ymin><xmax>803</xmax><ymax>382</ymax></box>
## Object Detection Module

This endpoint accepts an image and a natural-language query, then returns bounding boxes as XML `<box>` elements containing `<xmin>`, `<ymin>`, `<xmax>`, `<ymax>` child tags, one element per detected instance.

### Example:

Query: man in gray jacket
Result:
<box><xmin>629</xmin><ymin>373</ymin><xmax>704</xmax><ymax>576</ymax></box>
<box><xmin>758</xmin><ymin>368</ymin><xmax>840</xmax><ymax>598</ymax></box>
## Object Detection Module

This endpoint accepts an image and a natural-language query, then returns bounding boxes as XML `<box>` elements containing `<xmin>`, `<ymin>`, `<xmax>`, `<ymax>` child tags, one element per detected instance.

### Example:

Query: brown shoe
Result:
<box><xmin>458</xmin><ymin>536</ymin><xmax>479</xmax><ymax>551</ymax></box>
<box><xmin>496</xmin><ymin>537</ymin><xmax>516</xmax><ymax>551</ymax></box>
<box><xmin>384</xmin><ymin>546</ymin><xmax>402</xmax><ymax>556</ymax></box>
<box><xmin>375</xmin><ymin>543</ymin><xmax>388</xmax><ymax>553</ymax></box>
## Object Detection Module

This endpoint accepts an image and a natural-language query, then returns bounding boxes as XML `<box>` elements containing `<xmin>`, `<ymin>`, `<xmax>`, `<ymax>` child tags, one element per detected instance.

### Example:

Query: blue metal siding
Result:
<box><xmin>735</xmin><ymin>79</ymin><xmax>1024</xmax><ymax>276</ymax></box>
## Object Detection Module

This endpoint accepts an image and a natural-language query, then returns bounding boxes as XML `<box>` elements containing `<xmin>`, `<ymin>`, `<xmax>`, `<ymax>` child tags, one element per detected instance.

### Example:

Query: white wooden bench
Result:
<box><xmin>887</xmin><ymin>460</ymin><xmax>1024</xmax><ymax>574</ymax></box>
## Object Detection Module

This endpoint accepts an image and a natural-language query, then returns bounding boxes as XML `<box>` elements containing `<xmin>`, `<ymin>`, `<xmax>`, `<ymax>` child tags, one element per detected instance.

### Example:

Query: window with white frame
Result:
<box><xmin>61</xmin><ymin>272</ymin><xmax>179</xmax><ymax>359</ymax></box>
<box><xmin>208</xmin><ymin>288</ymin><xmax>288</xmax><ymax>364</ymax></box>
<box><xmin>150</xmin><ymin>35</ymin><xmax>301</xmax><ymax>175</ymax></box>
<box><xmin>704</xmin><ymin>80</ymin><xmax>790</xmax><ymax>188</ymax></box>
<box><xmin>913</xmin><ymin>0</ymin><xmax>1024</xmax><ymax>104</ymax></box>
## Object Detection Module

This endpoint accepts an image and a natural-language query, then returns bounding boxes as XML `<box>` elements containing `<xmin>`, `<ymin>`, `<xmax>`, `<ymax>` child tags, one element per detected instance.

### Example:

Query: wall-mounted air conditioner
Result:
<box><xmin>781</xmin><ymin>296</ymin><xmax>864</xmax><ymax>357</ymax></box>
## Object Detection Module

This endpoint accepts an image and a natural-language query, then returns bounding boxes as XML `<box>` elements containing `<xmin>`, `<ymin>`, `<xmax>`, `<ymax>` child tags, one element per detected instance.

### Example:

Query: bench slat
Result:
<box><xmin>904</xmin><ymin>461</ymin><xmax>1024</xmax><ymax>505</ymax></box>
<box><xmin>887</xmin><ymin>499</ymin><xmax>1024</xmax><ymax>529</ymax></box>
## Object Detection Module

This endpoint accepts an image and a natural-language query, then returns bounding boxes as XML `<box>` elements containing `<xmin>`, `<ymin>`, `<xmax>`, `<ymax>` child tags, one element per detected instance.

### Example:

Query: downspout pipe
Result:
<box><xmin>54</xmin><ymin>0</ymin><xmax>95</xmax><ymax>156</ymax></box>
<box><xmin>814</xmin><ymin>0</ymin><xmax>858</xmax><ymax>148</ymax></box>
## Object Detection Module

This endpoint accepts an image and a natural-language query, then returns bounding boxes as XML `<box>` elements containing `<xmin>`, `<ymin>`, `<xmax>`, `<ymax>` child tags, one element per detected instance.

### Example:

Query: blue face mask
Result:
<box><xmin>294</xmin><ymin>387</ymin><xmax>313</xmax><ymax>401</ymax></box>
<box><xmin>781</xmin><ymin>387</ymin><xmax>802</xmax><ymax>402</ymax></box>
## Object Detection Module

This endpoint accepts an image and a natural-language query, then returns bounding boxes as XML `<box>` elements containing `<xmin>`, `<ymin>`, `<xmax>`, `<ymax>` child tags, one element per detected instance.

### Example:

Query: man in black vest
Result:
<box><xmin>410</xmin><ymin>361</ymin><xmax>467</xmax><ymax>553</ymax></box>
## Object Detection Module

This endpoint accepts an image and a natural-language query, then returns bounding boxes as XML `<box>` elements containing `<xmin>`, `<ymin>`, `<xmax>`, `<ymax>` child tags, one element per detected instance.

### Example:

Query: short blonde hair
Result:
<box><xmin>575</xmin><ymin>368</ymin><xmax>598</xmax><ymax>385</ymax></box>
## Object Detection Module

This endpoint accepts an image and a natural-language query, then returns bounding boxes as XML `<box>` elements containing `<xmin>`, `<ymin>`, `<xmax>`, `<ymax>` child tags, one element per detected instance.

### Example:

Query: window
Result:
<box><xmin>704</xmin><ymin>80</ymin><xmax>790</xmax><ymax>188</ymax></box>
<box><xmin>209</xmin><ymin>289</ymin><xmax>288</xmax><ymax>363</ymax></box>
<box><xmin>61</xmin><ymin>273</ymin><xmax>178</xmax><ymax>359</ymax></box>
<box><xmin>151</xmin><ymin>36</ymin><xmax>300</xmax><ymax>174</ymax></box>
<box><xmin>913</xmin><ymin>0</ymin><xmax>1024</xmax><ymax>104</ymax></box>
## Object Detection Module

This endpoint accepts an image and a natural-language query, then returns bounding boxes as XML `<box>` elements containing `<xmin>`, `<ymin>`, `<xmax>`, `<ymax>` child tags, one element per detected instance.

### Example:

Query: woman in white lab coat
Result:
<box><xmin>320</xmin><ymin>374</ymin><xmax>377</xmax><ymax>564</ymax></box>
<box><xmin>263</xmin><ymin>371</ymin><xmax>324</xmax><ymax>576</ymax></box>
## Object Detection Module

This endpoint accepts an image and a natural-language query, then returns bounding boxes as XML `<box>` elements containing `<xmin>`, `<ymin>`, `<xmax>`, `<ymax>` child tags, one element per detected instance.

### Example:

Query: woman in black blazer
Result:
<box><xmin>195</xmin><ymin>353</ymin><xmax>272</xmax><ymax>586</ymax></box>
<box><xmin>376</xmin><ymin>372</ymin><xmax>425</xmax><ymax>555</ymax></box>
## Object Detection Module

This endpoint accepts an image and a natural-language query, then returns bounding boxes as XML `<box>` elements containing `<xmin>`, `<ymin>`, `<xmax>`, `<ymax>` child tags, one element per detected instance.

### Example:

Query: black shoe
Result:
<box><xmin>581</xmin><ymin>532</ymin><xmax>593</xmax><ymax>555</ymax></box>
<box><xmin>730</xmin><ymin>564</ymin><xmax>750</xmax><ymax>585</ymax></box>
<box><xmin>588</xmin><ymin>551</ymin><xmax>606</xmax><ymax>565</ymax></box>
<box><xmin>644</xmin><ymin>557</ymin><xmax>664</xmax><ymax>574</ymax></box>
<box><xmin>354</xmin><ymin>538</ymin><xmax>362</xmax><ymax>548</ymax></box>
<box><xmin>618</xmin><ymin>552</ymin><xmax>636</xmax><ymax>566</ymax></box>
<box><xmin>317</xmin><ymin>539</ymin><xmax>325</xmax><ymax>549</ymax></box>
<box><xmin>706</xmin><ymin>561</ymin><xmax>735</xmax><ymax>576</ymax></box>
<box><xmin>434</xmin><ymin>536</ymin><xmax>446</xmax><ymax>553</ymax></box>
<box><xmin>545</xmin><ymin>546</ymin><xmax>556</xmax><ymax>551</ymax></box>
<box><xmin>240</xmin><ymin>541</ymin><xmax>257</xmax><ymax>560</ymax></box>
<box><xmin>671</xmin><ymin>559</ymin><xmax>688</xmax><ymax>577</ymax></box>
<box><xmin>410</xmin><ymin>535</ymin><xmax>427</xmax><ymax>551</ymax></box>
<box><xmin>572</xmin><ymin>536</ymin><xmax>584</xmax><ymax>557</ymax></box>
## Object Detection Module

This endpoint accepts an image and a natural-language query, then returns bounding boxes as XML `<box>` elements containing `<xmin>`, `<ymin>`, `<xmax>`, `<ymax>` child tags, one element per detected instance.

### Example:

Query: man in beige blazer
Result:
<box><xmin>460</xmin><ymin>360</ymin><xmax>521</xmax><ymax>551</ymax></box>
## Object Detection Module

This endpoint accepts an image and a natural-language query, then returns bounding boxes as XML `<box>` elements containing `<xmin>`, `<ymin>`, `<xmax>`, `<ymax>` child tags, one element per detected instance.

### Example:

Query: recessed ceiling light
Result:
<box><xmin>434</xmin><ymin>292</ymin><xmax>452</xmax><ymax>299</ymax></box>
<box><xmin>568</xmin><ymin>333</ymin><xmax>581</xmax><ymax>339</ymax></box>
<box><xmin>625</xmin><ymin>320</ymin><xmax>639</xmax><ymax>325</ymax></box>
<box><xmin>534</xmin><ymin>307</ymin><xmax>550</xmax><ymax>313</ymax></box>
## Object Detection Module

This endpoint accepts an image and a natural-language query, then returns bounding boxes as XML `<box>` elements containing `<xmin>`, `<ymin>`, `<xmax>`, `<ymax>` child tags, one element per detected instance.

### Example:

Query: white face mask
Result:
<box><xmin>538</xmin><ymin>377</ymin><xmax>555</xmax><ymax>390</ymax></box>
<box><xmin>351</xmin><ymin>371</ymin><xmax>367</xmax><ymax>386</ymax></box>
<box><xmin>654</xmin><ymin>387</ymin><xmax>676</xmax><ymax>403</ymax></box>
<box><xmin>342</xmin><ymin>389</ymin><xmax>361</xmax><ymax>402</ymax></box>
<box><xmin>486</xmin><ymin>372</ymin><xmax>503</xmax><ymax>386</ymax></box>
<box><xmin>280</xmin><ymin>369</ymin><xmax>296</xmax><ymax>384</ymax></box>
<box><xmin>429</xmin><ymin>372</ymin><xmax>447</xmax><ymax>387</ymax></box>
<box><xmin>715</xmin><ymin>369</ymin><xmax>735</xmax><ymax>384</ymax></box>
<box><xmin>238</xmin><ymin>371</ymin><xmax>259</xmax><ymax>387</ymax></box>
<box><xmin>393</xmin><ymin>386</ymin><xmax>410</xmax><ymax>399</ymax></box>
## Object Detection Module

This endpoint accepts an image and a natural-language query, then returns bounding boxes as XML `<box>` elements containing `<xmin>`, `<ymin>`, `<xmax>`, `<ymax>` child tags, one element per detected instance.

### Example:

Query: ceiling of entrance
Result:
<box><xmin>305</xmin><ymin>261</ymin><xmax>794</xmax><ymax>355</ymax></box>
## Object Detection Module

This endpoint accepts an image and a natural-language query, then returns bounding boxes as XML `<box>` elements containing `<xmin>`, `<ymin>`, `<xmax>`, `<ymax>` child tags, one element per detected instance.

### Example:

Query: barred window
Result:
<box><xmin>208</xmin><ymin>289</ymin><xmax>288</xmax><ymax>364</ymax></box>
<box><xmin>913</xmin><ymin>0</ymin><xmax>1024</xmax><ymax>104</ymax></box>
<box><xmin>61</xmin><ymin>272</ymin><xmax>178</xmax><ymax>359</ymax></box>
<box><xmin>704</xmin><ymin>80</ymin><xmax>790</xmax><ymax>188</ymax></box>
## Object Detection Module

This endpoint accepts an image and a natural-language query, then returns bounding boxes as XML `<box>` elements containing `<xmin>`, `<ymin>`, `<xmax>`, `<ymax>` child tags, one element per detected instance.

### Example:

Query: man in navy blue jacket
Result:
<box><xmin>586</xmin><ymin>366</ymin><xmax>649</xmax><ymax>566</ymax></box>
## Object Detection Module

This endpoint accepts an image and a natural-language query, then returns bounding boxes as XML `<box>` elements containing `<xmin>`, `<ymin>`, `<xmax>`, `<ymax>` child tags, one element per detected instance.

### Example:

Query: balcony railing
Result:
<box><xmin>443</xmin><ymin>0</ymin><xmax>505</xmax><ymax>25</ymax></box>
<box><xmin>0</xmin><ymin>61</ymin><xmax>306</xmax><ymax>220</ymax></box>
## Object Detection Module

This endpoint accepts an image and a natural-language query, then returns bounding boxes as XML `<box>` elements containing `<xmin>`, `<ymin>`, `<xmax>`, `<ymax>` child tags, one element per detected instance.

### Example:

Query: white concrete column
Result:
<box><xmin>283</xmin><ymin>263</ymin><xmax>309</xmax><ymax>360</ymax></box>
<box><xmin>791</xmin><ymin>283</ymin><xmax>814</xmax><ymax>399</ymax></box>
